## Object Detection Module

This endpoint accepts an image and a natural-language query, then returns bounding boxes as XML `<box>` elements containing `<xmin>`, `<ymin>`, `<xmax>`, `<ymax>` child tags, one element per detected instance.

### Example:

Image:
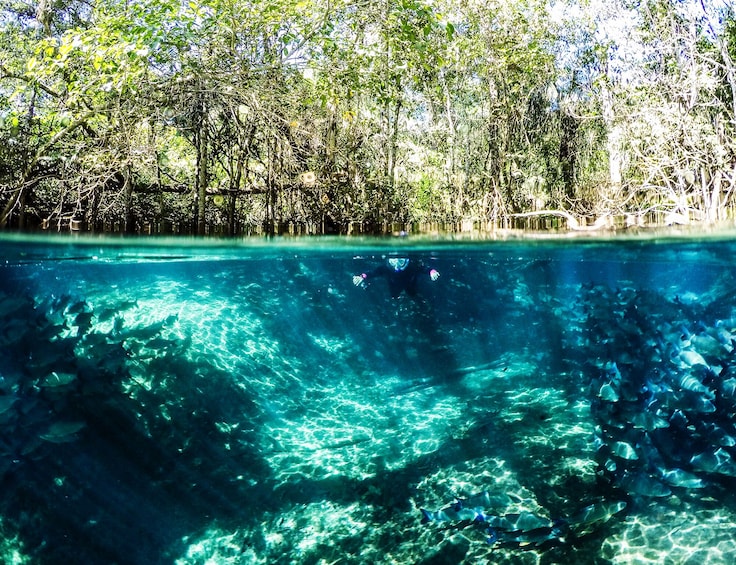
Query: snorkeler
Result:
<box><xmin>353</xmin><ymin>257</ymin><xmax>440</xmax><ymax>298</ymax></box>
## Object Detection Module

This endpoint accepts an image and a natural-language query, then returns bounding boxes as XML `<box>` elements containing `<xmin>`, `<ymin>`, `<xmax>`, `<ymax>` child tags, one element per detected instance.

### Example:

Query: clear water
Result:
<box><xmin>2</xmin><ymin>232</ymin><xmax>736</xmax><ymax>564</ymax></box>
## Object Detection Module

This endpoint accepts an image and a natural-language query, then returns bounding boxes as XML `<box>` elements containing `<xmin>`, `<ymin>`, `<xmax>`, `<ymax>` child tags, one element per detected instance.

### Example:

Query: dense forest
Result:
<box><xmin>1</xmin><ymin>0</ymin><xmax>735</xmax><ymax>235</ymax></box>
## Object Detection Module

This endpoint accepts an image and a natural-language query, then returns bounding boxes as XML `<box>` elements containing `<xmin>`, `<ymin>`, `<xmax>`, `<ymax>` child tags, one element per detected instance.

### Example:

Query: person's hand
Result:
<box><xmin>353</xmin><ymin>274</ymin><xmax>365</xmax><ymax>286</ymax></box>
<box><xmin>429</xmin><ymin>269</ymin><xmax>440</xmax><ymax>281</ymax></box>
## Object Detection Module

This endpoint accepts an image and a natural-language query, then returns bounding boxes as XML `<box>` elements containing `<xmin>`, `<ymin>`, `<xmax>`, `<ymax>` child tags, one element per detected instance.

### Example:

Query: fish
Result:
<box><xmin>628</xmin><ymin>411</ymin><xmax>669</xmax><ymax>431</ymax></box>
<box><xmin>485</xmin><ymin>514</ymin><xmax>519</xmax><ymax>531</ymax></box>
<box><xmin>703</xmin><ymin>423</ymin><xmax>736</xmax><ymax>447</ymax></box>
<box><xmin>611</xmin><ymin>441</ymin><xmax>639</xmax><ymax>461</ymax></box>
<box><xmin>675</xmin><ymin>348</ymin><xmax>708</xmax><ymax>369</ymax></box>
<box><xmin>97</xmin><ymin>308</ymin><xmax>119</xmax><ymax>322</ymax></box>
<box><xmin>421</xmin><ymin>489</ymin><xmax>577</xmax><ymax>550</ymax></box>
<box><xmin>620</xmin><ymin>472</ymin><xmax>671</xmax><ymax>497</ymax></box>
<box><xmin>659</xmin><ymin>468</ymin><xmax>705</xmax><ymax>489</ymax></box>
<box><xmin>490</xmin><ymin>524</ymin><xmax>564</xmax><ymax>548</ymax></box>
<box><xmin>713</xmin><ymin>322</ymin><xmax>734</xmax><ymax>348</ymax></box>
<box><xmin>120</xmin><ymin>315</ymin><xmax>178</xmax><ymax>341</ymax></box>
<box><xmin>40</xmin><ymin>371</ymin><xmax>77</xmax><ymax>388</ymax></box>
<box><xmin>97</xmin><ymin>299</ymin><xmax>139</xmax><ymax>322</ymax></box>
<box><xmin>659</xmin><ymin>390</ymin><xmax>715</xmax><ymax>413</ymax></box>
<box><xmin>0</xmin><ymin>319</ymin><xmax>29</xmax><ymax>346</ymax></box>
<box><xmin>604</xmin><ymin>362</ymin><xmax>622</xmax><ymax>381</ymax></box>
<box><xmin>65</xmin><ymin>299</ymin><xmax>90</xmax><ymax>315</ymax></box>
<box><xmin>720</xmin><ymin>378</ymin><xmax>736</xmax><ymax>399</ymax></box>
<box><xmin>420</xmin><ymin>491</ymin><xmax>493</xmax><ymax>523</ymax></box>
<box><xmin>679</xmin><ymin>393</ymin><xmax>716</xmax><ymax>413</ymax></box>
<box><xmin>602</xmin><ymin>458</ymin><xmax>617</xmax><ymax>473</ymax></box>
<box><xmin>569</xmin><ymin>501</ymin><xmax>627</xmax><ymax>528</ymax></box>
<box><xmin>36</xmin><ymin>321</ymin><xmax>68</xmax><ymax>341</ymax></box>
<box><xmin>502</xmin><ymin>512</ymin><xmax>553</xmax><ymax>532</ymax></box>
<box><xmin>0</xmin><ymin>395</ymin><xmax>17</xmax><ymax>415</ymax></box>
<box><xmin>690</xmin><ymin>448</ymin><xmax>736</xmax><ymax>476</ymax></box>
<box><xmin>115</xmin><ymin>299</ymin><xmax>139</xmax><ymax>310</ymax></box>
<box><xmin>690</xmin><ymin>333</ymin><xmax>727</xmax><ymax>357</ymax></box>
<box><xmin>420</xmin><ymin>506</ymin><xmax>486</xmax><ymax>524</ymax></box>
<box><xmin>39</xmin><ymin>420</ymin><xmax>86</xmax><ymax>443</ymax></box>
<box><xmin>598</xmin><ymin>382</ymin><xmax>619</xmax><ymax>402</ymax></box>
<box><xmin>669</xmin><ymin>409</ymin><xmax>689</xmax><ymax>428</ymax></box>
<box><xmin>144</xmin><ymin>337</ymin><xmax>181</xmax><ymax>350</ymax></box>
<box><xmin>112</xmin><ymin>316</ymin><xmax>125</xmax><ymax>335</ymax></box>
<box><xmin>73</xmin><ymin>311</ymin><xmax>94</xmax><ymax>327</ymax></box>
<box><xmin>0</xmin><ymin>294</ymin><xmax>32</xmax><ymax>317</ymax></box>
<box><xmin>677</xmin><ymin>374</ymin><xmax>713</xmax><ymax>398</ymax></box>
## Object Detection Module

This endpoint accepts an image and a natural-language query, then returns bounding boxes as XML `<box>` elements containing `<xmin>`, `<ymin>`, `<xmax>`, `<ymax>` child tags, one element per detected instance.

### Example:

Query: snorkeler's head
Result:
<box><xmin>388</xmin><ymin>257</ymin><xmax>409</xmax><ymax>271</ymax></box>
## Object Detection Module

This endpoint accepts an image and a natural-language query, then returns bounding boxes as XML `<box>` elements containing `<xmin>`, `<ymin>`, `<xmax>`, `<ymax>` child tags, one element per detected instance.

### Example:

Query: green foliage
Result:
<box><xmin>2</xmin><ymin>0</ymin><xmax>736</xmax><ymax>232</ymax></box>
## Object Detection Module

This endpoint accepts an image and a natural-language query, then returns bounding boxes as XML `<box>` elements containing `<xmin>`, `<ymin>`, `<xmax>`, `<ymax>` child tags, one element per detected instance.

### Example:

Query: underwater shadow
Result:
<box><xmin>0</xmin><ymin>291</ymin><xmax>277</xmax><ymax>564</ymax></box>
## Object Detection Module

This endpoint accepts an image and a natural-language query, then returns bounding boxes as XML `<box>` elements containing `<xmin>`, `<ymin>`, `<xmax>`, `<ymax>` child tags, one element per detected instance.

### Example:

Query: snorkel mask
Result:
<box><xmin>388</xmin><ymin>258</ymin><xmax>409</xmax><ymax>272</ymax></box>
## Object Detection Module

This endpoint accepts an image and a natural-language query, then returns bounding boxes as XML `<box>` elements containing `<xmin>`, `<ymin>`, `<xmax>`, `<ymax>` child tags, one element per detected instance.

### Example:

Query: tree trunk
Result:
<box><xmin>195</xmin><ymin>125</ymin><xmax>208</xmax><ymax>236</ymax></box>
<box><xmin>441</xmin><ymin>70</ymin><xmax>456</xmax><ymax>180</ymax></box>
<box><xmin>264</xmin><ymin>137</ymin><xmax>276</xmax><ymax>236</ymax></box>
<box><xmin>599</xmin><ymin>77</ymin><xmax>622</xmax><ymax>187</ymax></box>
<box><xmin>228</xmin><ymin>154</ymin><xmax>244</xmax><ymax>236</ymax></box>
<box><xmin>17</xmin><ymin>186</ymin><xmax>27</xmax><ymax>229</ymax></box>
<box><xmin>387</xmin><ymin>99</ymin><xmax>401</xmax><ymax>186</ymax></box>
<box><xmin>123</xmin><ymin>165</ymin><xmax>135</xmax><ymax>234</ymax></box>
<box><xmin>559</xmin><ymin>110</ymin><xmax>578</xmax><ymax>199</ymax></box>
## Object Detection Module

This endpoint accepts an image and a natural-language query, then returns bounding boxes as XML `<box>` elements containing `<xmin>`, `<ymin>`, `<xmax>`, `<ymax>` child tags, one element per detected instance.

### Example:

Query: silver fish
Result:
<box><xmin>39</xmin><ymin>420</ymin><xmax>86</xmax><ymax>443</ymax></box>
<box><xmin>570</xmin><ymin>501</ymin><xmax>627</xmax><ymax>527</ymax></box>
<box><xmin>611</xmin><ymin>441</ymin><xmax>639</xmax><ymax>460</ymax></box>
<box><xmin>598</xmin><ymin>382</ymin><xmax>619</xmax><ymax>402</ymax></box>
<box><xmin>40</xmin><ymin>371</ymin><xmax>77</xmax><ymax>388</ymax></box>
<box><xmin>660</xmin><ymin>468</ymin><xmax>705</xmax><ymax>489</ymax></box>
<box><xmin>620</xmin><ymin>472</ymin><xmax>671</xmax><ymax>497</ymax></box>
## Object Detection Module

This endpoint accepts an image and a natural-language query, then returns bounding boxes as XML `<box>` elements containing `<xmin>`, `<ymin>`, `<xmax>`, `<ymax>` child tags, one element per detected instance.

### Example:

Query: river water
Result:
<box><xmin>1</xmin><ymin>231</ymin><xmax>736</xmax><ymax>564</ymax></box>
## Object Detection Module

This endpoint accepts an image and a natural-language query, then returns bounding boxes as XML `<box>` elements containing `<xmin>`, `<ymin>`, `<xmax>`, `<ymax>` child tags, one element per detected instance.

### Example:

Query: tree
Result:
<box><xmin>4</xmin><ymin>0</ymin><xmax>736</xmax><ymax>234</ymax></box>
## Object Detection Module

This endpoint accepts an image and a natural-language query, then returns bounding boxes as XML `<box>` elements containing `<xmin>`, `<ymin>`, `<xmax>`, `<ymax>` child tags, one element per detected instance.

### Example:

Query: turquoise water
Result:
<box><xmin>2</xmin><ymin>232</ymin><xmax>736</xmax><ymax>564</ymax></box>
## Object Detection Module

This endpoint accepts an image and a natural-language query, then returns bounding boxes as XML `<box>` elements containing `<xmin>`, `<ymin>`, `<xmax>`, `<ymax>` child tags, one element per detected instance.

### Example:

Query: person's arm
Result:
<box><xmin>353</xmin><ymin>265</ymin><xmax>389</xmax><ymax>286</ymax></box>
<box><xmin>423</xmin><ymin>264</ymin><xmax>440</xmax><ymax>281</ymax></box>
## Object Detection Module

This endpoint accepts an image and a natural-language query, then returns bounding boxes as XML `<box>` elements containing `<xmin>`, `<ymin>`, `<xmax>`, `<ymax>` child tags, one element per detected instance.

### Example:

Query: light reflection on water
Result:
<box><xmin>1</xmin><ymin>232</ymin><xmax>736</xmax><ymax>563</ymax></box>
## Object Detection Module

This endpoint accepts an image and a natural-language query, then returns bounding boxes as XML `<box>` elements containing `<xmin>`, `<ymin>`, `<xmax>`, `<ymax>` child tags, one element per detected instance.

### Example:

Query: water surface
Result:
<box><xmin>2</xmin><ymin>232</ymin><xmax>736</xmax><ymax>564</ymax></box>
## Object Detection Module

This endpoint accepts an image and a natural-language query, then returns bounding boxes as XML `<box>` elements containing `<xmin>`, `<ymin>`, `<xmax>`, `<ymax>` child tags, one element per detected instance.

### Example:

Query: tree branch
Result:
<box><xmin>509</xmin><ymin>210</ymin><xmax>613</xmax><ymax>231</ymax></box>
<box><xmin>0</xmin><ymin>63</ymin><xmax>62</xmax><ymax>99</ymax></box>
<box><xmin>1</xmin><ymin>109</ymin><xmax>105</xmax><ymax>227</ymax></box>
